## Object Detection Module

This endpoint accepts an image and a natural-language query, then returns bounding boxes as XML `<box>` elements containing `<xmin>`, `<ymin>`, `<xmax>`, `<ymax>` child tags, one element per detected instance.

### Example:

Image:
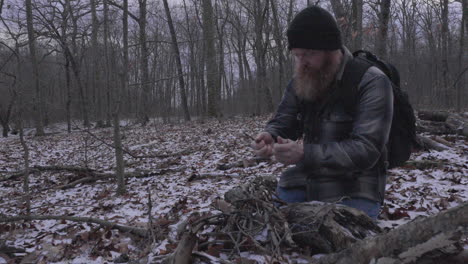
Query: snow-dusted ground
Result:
<box><xmin>0</xmin><ymin>116</ymin><xmax>466</xmax><ymax>263</ymax></box>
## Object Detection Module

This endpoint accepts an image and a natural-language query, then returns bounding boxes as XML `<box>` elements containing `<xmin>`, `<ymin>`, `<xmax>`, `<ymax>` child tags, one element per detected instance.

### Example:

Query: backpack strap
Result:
<box><xmin>338</xmin><ymin>56</ymin><xmax>374</xmax><ymax>114</ymax></box>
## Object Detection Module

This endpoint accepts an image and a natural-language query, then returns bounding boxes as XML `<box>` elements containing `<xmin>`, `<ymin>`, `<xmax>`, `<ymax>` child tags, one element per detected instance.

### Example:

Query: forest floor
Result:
<box><xmin>0</xmin><ymin>115</ymin><xmax>467</xmax><ymax>263</ymax></box>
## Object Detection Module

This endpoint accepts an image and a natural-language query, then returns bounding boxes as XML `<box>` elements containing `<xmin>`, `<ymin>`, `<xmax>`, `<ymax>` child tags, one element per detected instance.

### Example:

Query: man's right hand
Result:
<box><xmin>251</xmin><ymin>132</ymin><xmax>274</xmax><ymax>158</ymax></box>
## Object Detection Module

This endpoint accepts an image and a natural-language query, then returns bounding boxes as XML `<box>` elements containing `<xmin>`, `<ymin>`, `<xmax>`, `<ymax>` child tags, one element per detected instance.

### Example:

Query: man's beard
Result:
<box><xmin>293</xmin><ymin>53</ymin><xmax>342</xmax><ymax>102</ymax></box>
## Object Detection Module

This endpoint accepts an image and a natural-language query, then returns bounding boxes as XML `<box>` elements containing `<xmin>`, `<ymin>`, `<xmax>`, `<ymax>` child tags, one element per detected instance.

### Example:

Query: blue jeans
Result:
<box><xmin>276</xmin><ymin>186</ymin><xmax>381</xmax><ymax>220</ymax></box>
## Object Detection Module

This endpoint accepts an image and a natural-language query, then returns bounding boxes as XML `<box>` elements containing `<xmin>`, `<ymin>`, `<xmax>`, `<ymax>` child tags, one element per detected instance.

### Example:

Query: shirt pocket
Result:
<box><xmin>320</xmin><ymin>114</ymin><xmax>354</xmax><ymax>142</ymax></box>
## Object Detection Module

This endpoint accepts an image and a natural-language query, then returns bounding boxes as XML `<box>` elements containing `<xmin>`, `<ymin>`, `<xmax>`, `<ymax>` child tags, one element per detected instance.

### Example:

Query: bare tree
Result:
<box><xmin>115</xmin><ymin>0</ymin><xmax>130</xmax><ymax>196</ymax></box>
<box><xmin>91</xmin><ymin>0</ymin><xmax>104</xmax><ymax>127</ymax></box>
<box><xmin>162</xmin><ymin>0</ymin><xmax>191</xmax><ymax>121</ymax></box>
<box><xmin>330</xmin><ymin>0</ymin><xmax>351</xmax><ymax>46</ymax></box>
<box><xmin>202</xmin><ymin>0</ymin><xmax>220</xmax><ymax>117</ymax></box>
<box><xmin>456</xmin><ymin>0</ymin><xmax>467</xmax><ymax>111</ymax></box>
<box><xmin>375</xmin><ymin>0</ymin><xmax>391</xmax><ymax>59</ymax></box>
<box><xmin>25</xmin><ymin>0</ymin><xmax>45</xmax><ymax>136</ymax></box>
<box><xmin>351</xmin><ymin>0</ymin><xmax>363</xmax><ymax>50</ymax></box>
<box><xmin>270</xmin><ymin>0</ymin><xmax>287</xmax><ymax>97</ymax></box>
<box><xmin>441</xmin><ymin>0</ymin><xmax>450</xmax><ymax>106</ymax></box>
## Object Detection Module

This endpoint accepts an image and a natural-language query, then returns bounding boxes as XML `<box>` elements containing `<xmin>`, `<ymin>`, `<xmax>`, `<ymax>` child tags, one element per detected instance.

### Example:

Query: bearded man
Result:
<box><xmin>252</xmin><ymin>6</ymin><xmax>393</xmax><ymax>220</ymax></box>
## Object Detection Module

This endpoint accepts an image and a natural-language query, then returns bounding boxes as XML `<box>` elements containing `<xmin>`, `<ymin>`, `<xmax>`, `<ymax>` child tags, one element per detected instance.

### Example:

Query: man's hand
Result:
<box><xmin>251</xmin><ymin>132</ymin><xmax>274</xmax><ymax>158</ymax></box>
<box><xmin>273</xmin><ymin>136</ymin><xmax>304</xmax><ymax>165</ymax></box>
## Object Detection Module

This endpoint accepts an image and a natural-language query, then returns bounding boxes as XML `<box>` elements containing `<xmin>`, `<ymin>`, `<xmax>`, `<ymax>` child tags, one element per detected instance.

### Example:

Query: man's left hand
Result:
<box><xmin>273</xmin><ymin>136</ymin><xmax>304</xmax><ymax>165</ymax></box>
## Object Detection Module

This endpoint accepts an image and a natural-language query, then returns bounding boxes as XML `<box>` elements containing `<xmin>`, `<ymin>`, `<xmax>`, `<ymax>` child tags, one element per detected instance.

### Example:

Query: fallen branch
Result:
<box><xmin>32</xmin><ymin>165</ymin><xmax>95</xmax><ymax>173</ymax></box>
<box><xmin>0</xmin><ymin>165</ymin><xmax>97</xmax><ymax>182</ymax></box>
<box><xmin>0</xmin><ymin>215</ymin><xmax>148</xmax><ymax>237</ymax></box>
<box><xmin>187</xmin><ymin>172</ymin><xmax>242</xmax><ymax>182</ymax></box>
<box><xmin>0</xmin><ymin>244</ymin><xmax>26</xmax><ymax>254</ymax></box>
<box><xmin>58</xmin><ymin>167</ymin><xmax>187</xmax><ymax>189</ymax></box>
<box><xmin>417</xmin><ymin>111</ymin><xmax>449</xmax><ymax>122</ymax></box>
<box><xmin>315</xmin><ymin>202</ymin><xmax>468</xmax><ymax>264</ymax></box>
<box><xmin>192</xmin><ymin>251</ymin><xmax>234</xmax><ymax>264</ymax></box>
<box><xmin>404</xmin><ymin>160</ymin><xmax>443</xmax><ymax>170</ymax></box>
<box><xmin>217</xmin><ymin>157</ymin><xmax>271</xmax><ymax>170</ymax></box>
<box><xmin>82</xmin><ymin>127</ymin><xmax>201</xmax><ymax>159</ymax></box>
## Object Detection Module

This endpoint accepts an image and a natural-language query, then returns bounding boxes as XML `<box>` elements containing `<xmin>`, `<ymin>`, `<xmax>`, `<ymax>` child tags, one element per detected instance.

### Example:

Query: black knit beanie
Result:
<box><xmin>287</xmin><ymin>6</ymin><xmax>342</xmax><ymax>50</ymax></box>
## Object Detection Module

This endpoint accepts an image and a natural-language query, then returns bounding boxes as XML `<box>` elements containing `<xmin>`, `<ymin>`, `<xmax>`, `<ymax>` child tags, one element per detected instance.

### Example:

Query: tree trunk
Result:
<box><xmin>270</xmin><ymin>0</ymin><xmax>286</xmax><ymax>99</ymax></box>
<box><xmin>351</xmin><ymin>0</ymin><xmax>363</xmax><ymax>51</ymax></box>
<box><xmin>0</xmin><ymin>89</ymin><xmax>16</xmax><ymax>138</ymax></box>
<box><xmin>253</xmin><ymin>0</ymin><xmax>273</xmax><ymax>114</ymax></box>
<box><xmin>25</xmin><ymin>0</ymin><xmax>45</xmax><ymax>136</ymax></box>
<box><xmin>103</xmin><ymin>0</ymin><xmax>112</xmax><ymax>126</ymax></box>
<box><xmin>330</xmin><ymin>0</ymin><xmax>350</xmax><ymax>46</ymax></box>
<box><xmin>441</xmin><ymin>0</ymin><xmax>450</xmax><ymax>107</ymax></box>
<box><xmin>162</xmin><ymin>0</ymin><xmax>191</xmax><ymax>121</ymax></box>
<box><xmin>138</xmin><ymin>0</ymin><xmax>150</xmax><ymax>125</ymax></box>
<box><xmin>91</xmin><ymin>0</ymin><xmax>103</xmax><ymax>127</ymax></box>
<box><xmin>202</xmin><ymin>0</ymin><xmax>220</xmax><ymax>118</ymax></box>
<box><xmin>457</xmin><ymin>0</ymin><xmax>467</xmax><ymax>111</ymax></box>
<box><xmin>376</xmin><ymin>0</ymin><xmax>391</xmax><ymax>59</ymax></box>
<box><xmin>115</xmin><ymin>0</ymin><xmax>129</xmax><ymax>195</ymax></box>
<box><xmin>66</xmin><ymin>0</ymin><xmax>90</xmax><ymax>127</ymax></box>
<box><xmin>115</xmin><ymin>75</ymin><xmax>125</xmax><ymax>196</ymax></box>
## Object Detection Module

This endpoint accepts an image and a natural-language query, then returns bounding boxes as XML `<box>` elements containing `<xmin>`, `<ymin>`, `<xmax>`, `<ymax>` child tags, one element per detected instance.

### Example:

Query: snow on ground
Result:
<box><xmin>0</xmin><ymin>115</ymin><xmax>467</xmax><ymax>263</ymax></box>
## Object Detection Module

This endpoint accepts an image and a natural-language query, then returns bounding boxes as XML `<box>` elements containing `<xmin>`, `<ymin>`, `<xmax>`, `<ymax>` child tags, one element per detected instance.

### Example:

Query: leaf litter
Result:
<box><xmin>0</xmin><ymin>115</ymin><xmax>467</xmax><ymax>263</ymax></box>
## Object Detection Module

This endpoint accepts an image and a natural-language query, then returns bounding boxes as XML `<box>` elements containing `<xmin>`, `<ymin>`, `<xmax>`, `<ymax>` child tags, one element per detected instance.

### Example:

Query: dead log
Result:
<box><xmin>281</xmin><ymin>202</ymin><xmax>382</xmax><ymax>254</ymax></box>
<box><xmin>2</xmin><ymin>165</ymin><xmax>185</xmax><ymax>187</ymax></box>
<box><xmin>417</xmin><ymin>135</ymin><xmax>450</xmax><ymax>151</ymax></box>
<box><xmin>432</xmin><ymin>136</ymin><xmax>454</xmax><ymax>148</ymax></box>
<box><xmin>404</xmin><ymin>160</ymin><xmax>443</xmax><ymax>170</ymax></box>
<box><xmin>0</xmin><ymin>215</ymin><xmax>148</xmax><ymax>237</ymax></box>
<box><xmin>314</xmin><ymin>202</ymin><xmax>468</xmax><ymax>264</ymax></box>
<box><xmin>416</xmin><ymin>120</ymin><xmax>451</xmax><ymax>135</ymax></box>
<box><xmin>417</xmin><ymin>111</ymin><xmax>450</xmax><ymax>122</ymax></box>
<box><xmin>445</xmin><ymin>113</ymin><xmax>468</xmax><ymax>137</ymax></box>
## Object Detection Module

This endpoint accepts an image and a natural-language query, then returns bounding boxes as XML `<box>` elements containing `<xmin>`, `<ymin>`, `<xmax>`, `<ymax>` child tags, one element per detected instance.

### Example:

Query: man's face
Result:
<box><xmin>291</xmin><ymin>48</ymin><xmax>342</xmax><ymax>101</ymax></box>
<box><xmin>291</xmin><ymin>48</ymin><xmax>328</xmax><ymax>71</ymax></box>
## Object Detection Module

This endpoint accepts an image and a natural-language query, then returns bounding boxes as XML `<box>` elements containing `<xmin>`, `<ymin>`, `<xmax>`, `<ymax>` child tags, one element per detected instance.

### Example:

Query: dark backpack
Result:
<box><xmin>340</xmin><ymin>50</ymin><xmax>418</xmax><ymax>169</ymax></box>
